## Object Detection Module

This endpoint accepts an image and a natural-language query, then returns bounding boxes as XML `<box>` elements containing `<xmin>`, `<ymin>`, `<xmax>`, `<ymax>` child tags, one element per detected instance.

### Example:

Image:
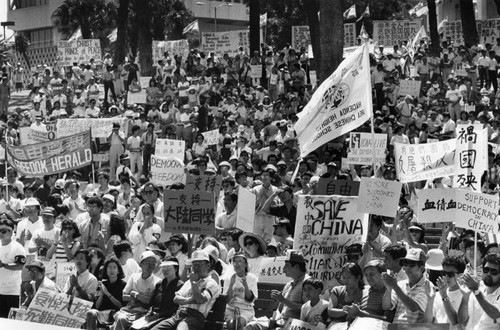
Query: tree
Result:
<box><xmin>249</xmin><ymin>0</ymin><xmax>261</xmax><ymax>55</ymax></box>
<box><xmin>15</xmin><ymin>32</ymin><xmax>30</xmax><ymax>69</ymax></box>
<box><xmin>133</xmin><ymin>0</ymin><xmax>153</xmax><ymax>76</ymax></box>
<box><xmin>114</xmin><ymin>0</ymin><xmax>129</xmax><ymax>65</ymax></box>
<box><xmin>459</xmin><ymin>0</ymin><xmax>479</xmax><ymax>46</ymax></box>
<box><xmin>427</xmin><ymin>0</ymin><xmax>440</xmax><ymax>55</ymax></box>
<box><xmin>52</xmin><ymin>0</ymin><xmax>117</xmax><ymax>40</ymax></box>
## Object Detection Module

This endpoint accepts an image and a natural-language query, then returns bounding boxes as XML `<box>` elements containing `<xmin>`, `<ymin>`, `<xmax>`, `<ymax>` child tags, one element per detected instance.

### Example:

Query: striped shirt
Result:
<box><xmin>360</xmin><ymin>285</ymin><xmax>386</xmax><ymax>317</ymax></box>
<box><xmin>391</xmin><ymin>275</ymin><xmax>432</xmax><ymax>324</ymax></box>
<box><xmin>176</xmin><ymin>276</ymin><xmax>220</xmax><ymax>317</ymax></box>
<box><xmin>281</xmin><ymin>274</ymin><xmax>310</xmax><ymax>320</ymax></box>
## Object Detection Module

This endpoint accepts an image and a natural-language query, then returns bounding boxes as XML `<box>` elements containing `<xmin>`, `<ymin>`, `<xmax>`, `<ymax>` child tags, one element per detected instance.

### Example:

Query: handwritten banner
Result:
<box><xmin>155</xmin><ymin>138</ymin><xmax>185</xmax><ymax>160</ymax></box>
<box><xmin>398</xmin><ymin>80</ymin><xmax>422</xmax><ymax>98</ymax></box>
<box><xmin>186</xmin><ymin>175</ymin><xmax>222</xmax><ymax>203</ymax></box>
<box><xmin>19</xmin><ymin>127</ymin><xmax>57</xmax><ymax>145</ymax></box>
<box><xmin>23</xmin><ymin>288</ymin><xmax>93</xmax><ymax>328</ymax></box>
<box><xmin>444</xmin><ymin>19</ymin><xmax>500</xmax><ymax>46</ymax></box>
<box><xmin>417</xmin><ymin>188</ymin><xmax>499</xmax><ymax>234</ymax></box>
<box><xmin>56</xmin><ymin>262</ymin><xmax>76</xmax><ymax>292</ymax></box>
<box><xmin>357</xmin><ymin>178</ymin><xmax>402</xmax><ymax>217</ymax></box>
<box><xmin>373</xmin><ymin>20</ymin><xmax>422</xmax><ymax>47</ymax></box>
<box><xmin>201</xmin><ymin>129</ymin><xmax>219</xmax><ymax>146</ymax></box>
<box><xmin>7</xmin><ymin>131</ymin><xmax>92</xmax><ymax>177</ymax></box>
<box><xmin>453</xmin><ymin>124</ymin><xmax>487</xmax><ymax>191</ymax></box>
<box><xmin>57</xmin><ymin>39</ymin><xmax>101</xmax><ymax>66</ymax></box>
<box><xmin>56</xmin><ymin>118</ymin><xmax>129</xmax><ymax>138</ymax></box>
<box><xmin>292</xmin><ymin>24</ymin><xmax>357</xmax><ymax>51</ymax></box>
<box><xmin>394</xmin><ymin>139</ymin><xmax>456</xmax><ymax>182</ymax></box>
<box><xmin>294</xmin><ymin>195</ymin><xmax>368</xmax><ymax>292</ymax></box>
<box><xmin>150</xmin><ymin>155</ymin><xmax>186</xmax><ymax>186</ymax></box>
<box><xmin>127</xmin><ymin>90</ymin><xmax>147</xmax><ymax>104</ymax></box>
<box><xmin>163</xmin><ymin>189</ymin><xmax>215</xmax><ymax>236</ymax></box>
<box><xmin>152</xmin><ymin>40</ymin><xmax>190</xmax><ymax>64</ymax></box>
<box><xmin>347</xmin><ymin>132</ymin><xmax>387</xmax><ymax>165</ymax></box>
<box><xmin>316</xmin><ymin>179</ymin><xmax>360</xmax><ymax>196</ymax></box>
<box><xmin>201</xmin><ymin>30</ymin><xmax>250</xmax><ymax>56</ymax></box>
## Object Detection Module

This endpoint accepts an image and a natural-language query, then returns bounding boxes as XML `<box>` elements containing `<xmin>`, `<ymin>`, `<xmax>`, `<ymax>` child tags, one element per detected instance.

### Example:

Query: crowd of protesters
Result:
<box><xmin>0</xmin><ymin>35</ymin><xmax>499</xmax><ymax>330</ymax></box>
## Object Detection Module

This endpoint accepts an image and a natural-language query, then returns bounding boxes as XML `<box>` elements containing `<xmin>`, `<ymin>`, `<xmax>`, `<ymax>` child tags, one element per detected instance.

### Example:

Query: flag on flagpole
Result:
<box><xmin>295</xmin><ymin>43</ymin><xmax>373</xmax><ymax>158</ymax></box>
<box><xmin>411</xmin><ymin>25</ymin><xmax>428</xmax><ymax>49</ymax></box>
<box><xmin>359</xmin><ymin>23</ymin><xmax>369</xmax><ymax>42</ymax></box>
<box><xmin>68</xmin><ymin>28</ymin><xmax>82</xmax><ymax>42</ymax></box>
<box><xmin>182</xmin><ymin>20</ymin><xmax>199</xmax><ymax>35</ymax></box>
<box><xmin>356</xmin><ymin>5</ymin><xmax>370</xmax><ymax>22</ymax></box>
<box><xmin>438</xmin><ymin>17</ymin><xmax>448</xmax><ymax>34</ymax></box>
<box><xmin>107</xmin><ymin>28</ymin><xmax>117</xmax><ymax>43</ymax></box>
<box><xmin>260</xmin><ymin>13</ymin><xmax>267</xmax><ymax>27</ymax></box>
<box><xmin>409</xmin><ymin>1</ymin><xmax>428</xmax><ymax>17</ymax></box>
<box><xmin>343</xmin><ymin>5</ymin><xmax>356</xmax><ymax>20</ymax></box>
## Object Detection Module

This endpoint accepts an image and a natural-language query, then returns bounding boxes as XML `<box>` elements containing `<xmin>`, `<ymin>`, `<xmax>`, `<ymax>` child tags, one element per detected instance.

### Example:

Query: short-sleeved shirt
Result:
<box><xmin>0</xmin><ymin>240</ymin><xmax>26</xmax><ymax>295</ymax></box>
<box><xmin>63</xmin><ymin>269</ymin><xmax>98</xmax><ymax>300</ymax></box>
<box><xmin>281</xmin><ymin>274</ymin><xmax>310</xmax><ymax>320</ymax></box>
<box><xmin>269</xmin><ymin>204</ymin><xmax>297</xmax><ymax>236</ymax></box>
<box><xmin>391</xmin><ymin>276</ymin><xmax>432</xmax><ymax>323</ymax></box>
<box><xmin>300</xmin><ymin>299</ymin><xmax>328</xmax><ymax>326</ymax></box>
<box><xmin>123</xmin><ymin>272</ymin><xmax>162</xmax><ymax>310</ymax></box>
<box><xmin>359</xmin><ymin>285</ymin><xmax>386</xmax><ymax>317</ymax></box>
<box><xmin>329</xmin><ymin>285</ymin><xmax>363</xmax><ymax>322</ymax></box>
<box><xmin>175</xmin><ymin>275</ymin><xmax>220</xmax><ymax>317</ymax></box>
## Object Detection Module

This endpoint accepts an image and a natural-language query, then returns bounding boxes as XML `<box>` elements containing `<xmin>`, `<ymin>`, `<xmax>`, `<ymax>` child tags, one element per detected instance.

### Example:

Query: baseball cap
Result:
<box><xmin>24</xmin><ymin>197</ymin><xmax>40</xmax><ymax>207</ymax></box>
<box><xmin>190</xmin><ymin>249</ymin><xmax>210</xmax><ymax>262</ymax></box>
<box><xmin>160</xmin><ymin>260</ymin><xmax>179</xmax><ymax>267</ymax></box>
<box><xmin>41</xmin><ymin>207</ymin><xmax>56</xmax><ymax>217</ymax></box>
<box><xmin>219</xmin><ymin>161</ymin><xmax>231</xmax><ymax>168</ymax></box>
<box><xmin>25</xmin><ymin>259</ymin><xmax>45</xmax><ymax>271</ymax></box>
<box><xmin>140</xmin><ymin>251</ymin><xmax>160</xmax><ymax>263</ymax></box>
<box><xmin>102</xmin><ymin>194</ymin><xmax>115</xmax><ymax>203</ymax></box>
<box><xmin>284</xmin><ymin>250</ymin><xmax>306</xmax><ymax>264</ymax></box>
<box><xmin>238</xmin><ymin>125</ymin><xmax>245</xmax><ymax>132</ymax></box>
<box><xmin>401</xmin><ymin>248</ymin><xmax>426</xmax><ymax>264</ymax></box>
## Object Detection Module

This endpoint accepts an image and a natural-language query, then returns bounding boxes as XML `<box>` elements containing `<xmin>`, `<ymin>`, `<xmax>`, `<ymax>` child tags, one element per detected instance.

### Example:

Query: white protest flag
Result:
<box><xmin>260</xmin><ymin>13</ymin><xmax>268</xmax><ymax>27</ymax></box>
<box><xmin>182</xmin><ymin>20</ymin><xmax>199</xmax><ymax>35</ymax></box>
<box><xmin>356</xmin><ymin>4</ymin><xmax>370</xmax><ymax>22</ymax></box>
<box><xmin>359</xmin><ymin>23</ymin><xmax>369</xmax><ymax>42</ymax></box>
<box><xmin>68</xmin><ymin>27</ymin><xmax>82</xmax><ymax>42</ymax></box>
<box><xmin>295</xmin><ymin>43</ymin><xmax>372</xmax><ymax>158</ymax></box>
<box><xmin>108</xmin><ymin>28</ymin><xmax>117</xmax><ymax>42</ymax></box>
<box><xmin>438</xmin><ymin>17</ymin><xmax>448</xmax><ymax>34</ymax></box>
<box><xmin>411</xmin><ymin>25</ymin><xmax>428</xmax><ymax>50</ymax></box>
<box><xmin>343</xmin><ymin>4</ymin><xmax>356</xmax><ymax>20</ymax></box>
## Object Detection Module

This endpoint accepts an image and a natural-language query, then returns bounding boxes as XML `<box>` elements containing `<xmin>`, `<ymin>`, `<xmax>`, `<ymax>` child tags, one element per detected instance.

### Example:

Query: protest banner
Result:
<box><xmin>57</xmin><ymin>39</ymin><xmax>101</xmax><ymax>66</ymax></box>
<box><xmin>250</xmin><ymin>65</ymin><xmax>262</xmax><ymax>79</ymax></box>
<box><xmin>56</xmin><ymin>262</ymin><xmax>76</xmax><ymax>291</ymax></box>
<box><xmin>23</xmin><ymin>288</ymin><xmax>93</xmax><ymax>328</ymax></box>
<box><xmin>155</xmin><ymin>138</ymin><xmax>185</xmax><ymax>160</ymax></box>
<box><xmin>394</xmin><ymin>139</ymin><xmax>456</xmax><ymax>182</ymax></box>
<box><xmin>127</xmin><ymin>90</ymin><xmax>147</xmax><ymax>104</ymax></box>
<box><xmin>347</xmin><ymin>132</ymin><xmax>387</xmax><ymax>165</ymax></box>
<box><xmin>150</xmin><ymin>155</ymin><xmax>186</xmax><ymax>186</ymax></box>
<box><xmin>163</xmin><ymin>189</ymin><xmax>215</xmax><ymax>236</ymax></box>
<box><xmin>294</xmin><ymin>195</ymin><xmax>368</xmax><ymax>291</ymax></box>
<box><xmin>139</xmin><ymin>76</ymin><xmax>151</xmax><ymax>88</ymax></box>
<box><xmin>236</xmin><ymin>186</ymin><xmax>256</xmax><ymax>232</ymax></box>
<box><xmin>344</xmin><ymin>23</ymin><xmax>357</xmax><ymax>48</ymax></box>
<box><xmin>417</xmin><ymin>188</ymin><xmax>499</xmax><ymax>234</ymax></box>
<box><xmin>19</xmin><ymin>127</ymin><xmax>56</xmax><ymax>145</ymax></box>
<box><xmin>283</xmin><ymin>318</ymin><xmax>323</xmax><ymax>330</ymax></box>
<box><xmin>453</xmin><ymin>124</ymin><xmax>488</xmax><ymax>191</ymax></box>
<box><xmin>56</xmin><ymin>118</ymin><xmax>129</xmax><ymax>138</ymax></box>
<box><xmin>373</xmin><ymin>20</ymin><xmax>422</xmax><ymax>47</ymax></box>
<box><xmin>444</xmin><ymin>19</ymin><xmax>500</xmax><ymax>46</ymax></box>
<box><xmin>201</xmin><ymin>30</ymin><xmax>250</xmax><ymax>56</ymax></box>
<box><xmin>201</xmin><ymin>129</ymin><xmax>219</xmax><ymax>146</ymax></box>
<box><xmin>358</xmin><ymin>178</ymin><xmax>402</xmax><ymax>217</ymax></box>
<box><xmin>295</xmin><ymin>43</ymin><xmax>372</xmax><ymax>158</ymax></box>
<box><xmin>256</xmin><ymin>257</ymin><xmax>288</xmax><ymax>284</ymax></box>
<box><xmin>398</xmin><ymin>80</ymin><xmax>422</xmax><ymax>98</ymax></box>
<box><xmin>152</xmin><ymin>40</ymin><xmax>190</xmax><ymax>64</ymax></box>
<box><xmin>292</xmin><ymin>24</ymin><xmax>357</xmax><ymax>51</ymax></box>
<box><xmin>186</xmin><ymin>175</ymin><xmax>222</xmax><ymax>204</ymax></box>
<box><xmin>316</xmin><ymin>179</ymin><xmax>360</xmax><ymax>196</ymax></box>
<box><xmin>7</xmin><ymin>131</ymin><xmax>92</xmax><ymax>177</ymax></box>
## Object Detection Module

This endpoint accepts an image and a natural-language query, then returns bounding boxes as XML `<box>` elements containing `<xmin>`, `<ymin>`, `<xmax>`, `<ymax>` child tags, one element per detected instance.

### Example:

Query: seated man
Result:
<box><xmin>150</xmin><ymin>249</ymin><xmax>220</xmax><ymax>330</ymax></box>
<box><xmin>21</xmin><ymin>259</ymin><xmax>57</xmax><ymax>307</ymax></box>
<box><xmin>63</xmin><ymin>249</ymin><xmax>98</xmax><ymax>302</ymax></box>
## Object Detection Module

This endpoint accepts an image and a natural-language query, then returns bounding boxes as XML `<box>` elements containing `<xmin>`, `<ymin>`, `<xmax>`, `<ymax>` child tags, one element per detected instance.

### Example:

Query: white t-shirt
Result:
<box><xmin>15</xmin><ymin>217</ymin><xmax>43</xmax><ymax>251</ymax></box>
<box><xmin>300</xmin><ymin>299</ymin><xmax>329</xmax><ymax>326</ymax></box>
<box><xmin>122</xmin><ymin>257</ymin><xmax>141</xmax><ymax>283</ymax></box>
<box><xmin>0</xmin><ymin>240</ymin><xmax>26</xmax><ymax>295</ymax></box>
<box><xmin>433</xmin><ymin>288</ymin><xmax>463</xmax><ymax>330</ymax></box>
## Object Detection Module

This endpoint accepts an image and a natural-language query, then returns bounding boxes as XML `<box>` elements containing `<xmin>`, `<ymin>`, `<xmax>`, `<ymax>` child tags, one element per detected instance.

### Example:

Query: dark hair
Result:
<box><xmin>482</xmin><ymin>254</ymin><xmax>500</xmax><ymax>268</ymax></box>
<box><xmin>89</xmin><ymin>248</ymin><xmax>105</xmax><ymax>279</ymax></box>
<box><xmin>60</xmin><ymin>219</ymin><xmax>81</xmax><ymax>239</ymax></box>
<box><xmin>97</xmin><ymin>172</ymin><xmax>110</xmax><ymax>181</ymax></box>
<box><xmin>486</xmin><ymin>243</ymin><xmax>499</xmax><ymax>256</ymax></box>
<box><xmin>288</xmin><ymin>260</ymin><xmax>307</xmax><ymax>272</ymax></box>
<box><xmin>303</xmin><ymin>278</ymin><xmax>324</xmax><ymax>291</ymax></box>
<box><xmin>341</xmin><ymin>262</ymin><xmax>364</xmax><ymax>290</ymax></box>
<box><xmin>109</xmin><ymin>214</ymin><xmax>127</xmax><ymax>241</ymax></box>
<box><xmin>87</xmin><ymin>196</ymin><xmax>103</xmax><ymax>209</ymax></box>
<box><xmin>464</xmin><ymin>238</ymin><xmax>486</xmax><ymax>255</ymax></box>
<box><xmin>411</xmin><ymin>223</ymin><xmax>427</xmax><ymax>244</ymax></box>
<box><xmin>103</xmin><ymin>257</ymin><xmax>125</xmax><ymax>280</ymax></box>
<box><xmin>113</xmin><ymin>240</ymin><xmax>133</xmax><ymax>258</ymax></box>
<box><xmin>162</xmin><ymin>256</ymin><xmax>180</xmax><ymax>278</ymax></box>
<box><xmin>384</xmin><ymin>244</ymin><xmax>407</xmax><ymax>260</ymax></box>
<box><xmin>442</xmin><ymin>256</ymin><xmax>466</xmax><ymax>274</ymax></box>
<box><xmin>221</xmin><ymin>176</ymin><xmax>236</xmax><ymax>187</ymax></box>
<box><xmin>370</xmin><ymin>215</ymin><xmax>384</xmax><ymax>228</ymax></box>
<box><xmin>0</xmin><ymin>216</ymin><xmax>15</xmax><ymax>229</ymax></box>
<box><xmin>55</xmin><ymin>204</ymin><xmax>70</xmax><ymax>216</ymax></box>
<box><xmin>74</xmin><ymin>249</ymin><xmax>92</xmax><ymax>265</ymax></box>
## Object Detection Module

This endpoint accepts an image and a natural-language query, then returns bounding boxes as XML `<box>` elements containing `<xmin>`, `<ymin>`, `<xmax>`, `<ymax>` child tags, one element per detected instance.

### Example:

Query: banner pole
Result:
<box><xmin>4</xmin><ymin>129</ymin><xmax>8</xmax><ymax>202</ymax></box>
<box><xmin>90</xmin><ymin>129</ymin><xmax>96</xmax><ymax>186</ymax></box>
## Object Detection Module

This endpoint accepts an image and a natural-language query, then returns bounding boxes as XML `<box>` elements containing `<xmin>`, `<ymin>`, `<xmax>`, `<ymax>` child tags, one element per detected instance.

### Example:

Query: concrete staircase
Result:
<box><xmin>425</xmin><ymin>224</ymin><xmax>444</xmax><ymax>250</ymax></box>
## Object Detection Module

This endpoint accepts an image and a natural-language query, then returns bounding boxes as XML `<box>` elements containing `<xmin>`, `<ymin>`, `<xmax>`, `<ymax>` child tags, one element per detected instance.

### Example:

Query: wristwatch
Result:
<box><xmin>442</xmin><ymin>296</ymin><xmax>450</xmax><ymax>302</ymax></box>
<box><xmin>474</xmin><ymin>289</ymin><xmax>481</xmax><ymax>296</ymax></box>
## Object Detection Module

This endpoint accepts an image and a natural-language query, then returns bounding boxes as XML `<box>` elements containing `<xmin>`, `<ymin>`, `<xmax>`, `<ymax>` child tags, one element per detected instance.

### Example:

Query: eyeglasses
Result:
<box><xmin>409</xmin><ymin>229</ymin><xmax>421</xmax><ymax>234</ymax></box>
<box><xmin>244</xmin><ymin>241</ymin><xmax>255</xmax><ymax>247</ymax></box>
<box><xmin>483</xmin><ymin>267</ymin><xmax>500</xmax><ymax>276</ymax></box>
<box><xmin>441</xmin><ymin>271</ymin><xmax>457</xmax><ymax>278</ymax></box>
<box><xmin>0</xmin><ymin>228</ymin><xmax>12</xmax><ymax>234</ymax></box>
<box><xmin>401</xmin><ymin>260</ymin><xmax>418</xmax><ymax>267</ymax></box>
<box><xmin>143</xmin><ymin>190</ymin><xmax>155</xmax><ymax>195</ymax></box>
<box><xmin>62</xmin><ymin>227</ymin><xmax>73</xmax><ymax>230</ymax></box>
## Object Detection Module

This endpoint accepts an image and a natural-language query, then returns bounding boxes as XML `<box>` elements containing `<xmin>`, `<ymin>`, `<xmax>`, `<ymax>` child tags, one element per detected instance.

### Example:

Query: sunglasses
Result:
<box><xmin>62</xmin><ymin>227</ymin><xmax>73</xmax><ymax>230</ymax></box>
<box><xmin>441</xmin><ymin>271</ymin><xmax>457</xmax><ymax>278</ymax></box>
<box><xmin>409</xmin><ymin>229</ymin><xmax>421</xmax><ymax>234</ymax></box>
<box><xmin>401</xmin><ymin>260</ymin><xmax>418</xmax><ymax>267</ymax></box>
<box><xmin>143</xmin><ymin>190</ymin><xmax>155</xmax><ymax>195</ymax></box>
<box><xmin>483</xmin><ymin>267</ymin><xmax>500</xmax><ymax>276</ymax></box>
<box><xmin>244</xmin><ymin>241</ymin><xmax>255</xmax><ymax>247</ymax></box>
<box><xmin>0</xmin><ymin>228</ymin><xmax>12</xmax><ymax>234</ymax></box>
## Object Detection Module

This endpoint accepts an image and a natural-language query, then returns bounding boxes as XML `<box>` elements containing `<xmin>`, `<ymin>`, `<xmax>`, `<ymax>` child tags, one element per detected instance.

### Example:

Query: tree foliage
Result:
<box><xmin>15</xmin><ymin>32</ymin><xmax>30</xmax><ymax>69</ymax></box>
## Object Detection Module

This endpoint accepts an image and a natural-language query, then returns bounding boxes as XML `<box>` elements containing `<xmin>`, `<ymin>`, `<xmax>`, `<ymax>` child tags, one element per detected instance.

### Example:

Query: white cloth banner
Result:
<box><xmin>150</xmin><ymin>155</ymin><xmax>186</xmax><ymax>186</ymax></box>
<box><xmin>56</xmin><ymin>118</ymin><xmax>129</xmax><ymax>138</ymax></box>
<box><xmin>373</xmin><ymin>20</ymin><xmax>422</xmax><ymax>48</ymax></box>
<box><xmin>394</xmin><ymin>139</ymin><xmax>456</xmax><ymax>182</ymax></box>
<box><xmin>155</xmin><ymin>138</ymin><xmax>185</xmax><ymax>160</ymax></box>
<box><xmin>295</xmin><ymin>43</ymin><xmax>373</xmax><ymax>158</ymax></box>
<box><xmin>347</xmin><ymin>132</ymin><xmax>387</xmax><ymax>165</ymax></box>
<box><xmin>201</xmin><ymin>129</ymin><xmax>219</xmax><ymax>146</ymax></box>
<box><xmin>201</xmin><ymin>30</ymin><xmax>249</xmax><ymax>57</ymax></box>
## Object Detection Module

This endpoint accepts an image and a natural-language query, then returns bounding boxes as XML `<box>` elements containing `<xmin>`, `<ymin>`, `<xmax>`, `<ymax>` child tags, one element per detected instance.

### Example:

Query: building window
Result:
<box><xmin>13</xmin><ymin>0</ymin><xmax>48</xmax><ymax>9</ymax></box>
<box><xmin>27</xmin><ymin>27</ymin><xmax>53</xmax><ymax>48</ymax></box>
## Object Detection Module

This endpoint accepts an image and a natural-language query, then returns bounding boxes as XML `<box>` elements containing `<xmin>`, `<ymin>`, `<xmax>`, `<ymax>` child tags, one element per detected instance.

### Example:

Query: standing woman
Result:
<box><xmin>47</xmin><ymin>219</ymin><xmax>81</xmax><ymax>261</ymax></box>
<box><xmin>225</xmin><ymin>252</ymin><xmax>258</xmax><ymax>330</ymax></box>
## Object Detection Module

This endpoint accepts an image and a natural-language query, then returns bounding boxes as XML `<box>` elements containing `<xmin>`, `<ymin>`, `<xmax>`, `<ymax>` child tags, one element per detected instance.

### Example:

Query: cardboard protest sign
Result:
<box><xmin>358</xmin><ymin>178</ymin><xmax>402</xmax><ymax>217</ymax></box>
<box><xmin>150</xmin><ymin>155</ymin><xmax>186</xmax><ymax>186</ymax></box>
<box><xmin>23</xmin><ymin>288</ymin><xmax>93</xmax><ymax>328</ymax></box>
<box><xmin>56</xmin><ymin>262</ymin><xmax>76</xmax><ymax>291</ymax></box>
<box><xmin>344</xmin><ymin>23</ymin><xmax>357</xmax><ymax>47</ymax></box>
<box><xmin>186</xmin><ymin>175</ymin><xmax>222</xmax><ymax>204</ymax></box>
<box><xmin>155</xmin><ymin>138</ymin><xmax>185</xmax><ymax>160</ymax></box>
<box><xmin>7</xmin><ymin>131</ymin><xmax>92</xmax><ymax>177</ymax></box>
<box><xmin>201</xmin><ymin>129</ymin><xmax>219</xmax><ymax>146</ymax></box>
<box><xmin>258</xmin><ymin>257</ymin><xmax>288</xmax><ymax>284</ymax></box>
<box><xmin>127</xmin><ymin>90</ymin><xmax>147</xmax><ymax>104</ymax></box>
<box><xmin>292</xmin><ymin>26</ymin><xmax>311</xmax><ymax>50</ymax></box>
<box><xmin>19</xmin><ymin>127</ymin><xmax>57</xmax><ymax>145</ymax></box>
<box><xmin>347</xmin><ymin>132</ymin><xmax>387</xmax><ymax>165</ymax></box>
<box><xmin>316</xmin><ymin>179</ymin><xmax>360</xmax><ymax>196</ymax></box>
<box><xmin>453</xmin><ymin>124</ymin><xmax>488</xmax><ymax>191</ymax></box>
<box><xmin>398</xmin><ymin>80</ymin><xmax>422</xmax><ymax>98</ymax></box>
<box><xmin>394</xmin><ymin>139</ymin><xmax>456</xmax><ymax>182</ymax></box>
<box><xmin>417</xmin><ymin>188</ymin><xmax>499</xmax><ymax>234</ymax></box>
<box><xmin>236</xmin><ymin>186</ymin><xmax>256</xmax><ymax>232</ymax></box>
<box><xmin>56</xmin><ymin>118</ymin><xmax>129</xmax><ymax>138</ymax></box>
<box><xmin>283</xmin><ymin>318</ymin><xmax>323</xmax><ymax>330</ymax></box>
<box><xmin>250</xmin><ymin>65</ymin><xmax>262</xmax><ymax>79</ymax></box>
<box><xmin>201</xmin><ymin>30</ymin><xmax>250</xmax><ymax>56</ymax></box>
<box><xmin>152</xmin><ymin>40</ymin><xmax>190</xmax><ymax>64</ymax></box>
<box><xmin>294</xmin><ymin>195</ymin><xmax>368</xmax><ymax>291</ymax></box>
<box><xmin>164</xmin><ymin>189</ymin><xmax>215</xmax><ymax>236</ymax></box>
<box><xmin>139</xmin><ymin>77</ymin><xmax>151</xmax><ymax>89</ymax></box>
<box><xmin>57</xmin><ymin>39</ymin><xmax>101</xmax><ymax>66</ymax></box>
<box><xmin>373</xmin><ymin>20</ymin><xmax>422</xmax><ymax>47</ymax></box>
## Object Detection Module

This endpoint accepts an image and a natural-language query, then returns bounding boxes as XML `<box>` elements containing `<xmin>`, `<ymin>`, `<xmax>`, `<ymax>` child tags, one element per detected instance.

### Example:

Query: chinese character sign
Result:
<box><xmin>293</xmin><ymin>195</ymin><xmax>368</xmax><ymax>292</ymax></box>
<box><xmin>201</xmin><ymin>129</ymin><xmax>219</xmax><ymax>146</ymax></box>
<box><xmin>347</xmin><ymin>132</ymin><xmax>387</xmax><ymax>165</ymax></box>
<box><xmin>344</xmin><ymin>23</ymin><xmax>357</xmax><ymax>47</ymax></box>
<box><xmin>398</xmin><ymin>80</ymin><xmax>422</xmax><ymax>98</ymax></box>
<box><xmin>444</xmin><ymin>19</ymin><xmax>500</xmax><ymax>46</ymax></box>
<box><xmin>373</xmin><ymin>20</ymin><xmax>422</xmax><ymax>47</ymax></box>
<box><xmin>292</xmin><ymin>24</ymin><xmax>357</xmax><ymax>50</ymax></box>
<box><xmin>256</xmin><ymin>257</ymin><xmax>288</xmax><ymax>284</ymax></box>
<box><xmin>394</xmin><ymin>139</ymin><xmax>456</xmax><ymax>182</ymax></box>
<box><xmin>453</xmin><ymin>124</ymin><xmax>487</xmax><ymax>191</ymax></box>
<box><xmin>357</xmin><ymin>178</ymin><xmax>402</xmax><ymax>217</ymax></box>
<box><xmin>417</xmin><ymin>188</ymin><xmax>499</xmax><ymax>234</ymax></box>
<box><xmin>24</xmin><ymin>288</ymin><xmax>93</xmax><ymax>328</ymax></box>
<box><xmin>164</xmin><ymin>189</ymin><xmax>215</xmax><ymax>236</ymax></box>
<box><xmin>155</xmin><ymin>138</ymin><xmax>185</xmax><ymax>160</ymax></box>
<box><xmin>316</xmin><ymin>179</ymin><xmax>360</xmax><ymax>196</ymax></box>
<box><xmin>186</xmin><ymin>174</ymin><xmax>222</xmax><ymax>204</ymax></box>
<box><xmin>152</xmin><ymin>40</ymin><xmax>190</xmax><ymax>64</ymax></box>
